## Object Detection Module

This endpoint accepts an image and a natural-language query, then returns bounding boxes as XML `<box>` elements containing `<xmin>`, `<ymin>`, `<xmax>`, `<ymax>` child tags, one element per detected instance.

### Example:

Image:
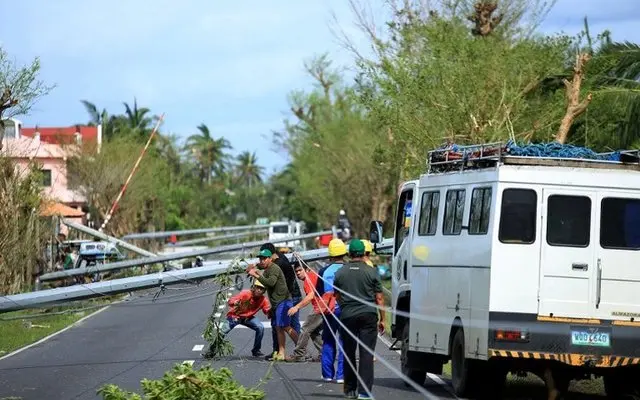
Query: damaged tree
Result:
<box><xmin>555</xmin><ymin>52</ymin><xmax>593</xmax><ymax>144</ymax></box>
<box><xmin>468</xmin><ymin>1</ymin><xmax>504</xmax><ymax>37</ymax></box>
<box><xmin>0</xmin><ymin>47</ymin><xmax>52</xmax><ymax>150</ymax></box>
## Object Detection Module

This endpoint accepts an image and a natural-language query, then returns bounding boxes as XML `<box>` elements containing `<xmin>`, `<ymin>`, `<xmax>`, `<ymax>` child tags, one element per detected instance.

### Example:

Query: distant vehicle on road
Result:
<box><xmin>268</xmin><ymin>220</ymin><xmax>306</xmax><ymax>251</ymax></box>
<box><xmin>371</xmin><ymin>142</ymin><xmax>640</xmax><ymax>399</ymax></box>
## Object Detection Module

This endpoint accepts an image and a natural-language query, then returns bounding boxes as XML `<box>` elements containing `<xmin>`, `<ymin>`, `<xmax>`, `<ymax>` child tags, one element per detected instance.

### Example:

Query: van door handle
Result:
<box><xmin>596</xmin><ymin>258</ymin><xmax>602</xmax><ymax>309</ymax></box>
<box><xmin>572</xmin><ymin>263</ymin><xmax>588</xmax><ymax>271</ymax></box>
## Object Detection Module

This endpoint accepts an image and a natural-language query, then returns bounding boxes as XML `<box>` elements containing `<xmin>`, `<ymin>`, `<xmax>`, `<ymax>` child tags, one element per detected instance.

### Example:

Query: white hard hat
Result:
<box><xmin>339</xmin><ymin>210</ymin><xmax>346</xmax><ymax>215</ymax></box>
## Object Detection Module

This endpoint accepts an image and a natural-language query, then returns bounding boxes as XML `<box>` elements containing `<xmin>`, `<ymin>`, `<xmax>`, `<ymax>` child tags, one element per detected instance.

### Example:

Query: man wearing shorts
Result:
<box><xmin>247</xmin><ymin>248</ymin><xmax>298</xmax><ymax>361</ymax></box>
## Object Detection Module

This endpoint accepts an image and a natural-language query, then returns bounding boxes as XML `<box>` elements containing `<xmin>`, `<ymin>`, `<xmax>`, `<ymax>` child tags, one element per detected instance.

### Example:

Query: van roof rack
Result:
<box><xmin>426</xmin><ymin>141</ymin><xmax>640</xmax><ymax>174</ymax></box>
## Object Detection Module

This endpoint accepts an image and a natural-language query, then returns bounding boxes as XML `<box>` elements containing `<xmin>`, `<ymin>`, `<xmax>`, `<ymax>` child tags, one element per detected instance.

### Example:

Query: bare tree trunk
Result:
<box><xmin>0</xmin><ymin>119</ymin><xmax>5</xmax><ymax>151</ymax></box>
<box><xmin>556</xmin><ymin>52</ymin><xmax>593</xmax><ymax>144</ymax></box>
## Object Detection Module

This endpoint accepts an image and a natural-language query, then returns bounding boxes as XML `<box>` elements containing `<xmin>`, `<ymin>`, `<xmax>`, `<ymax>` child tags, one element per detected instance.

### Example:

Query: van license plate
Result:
<box><xmin>571</xmin><ymin>331</ymin><xmax>610</xmax><ymax>347</ymax></box>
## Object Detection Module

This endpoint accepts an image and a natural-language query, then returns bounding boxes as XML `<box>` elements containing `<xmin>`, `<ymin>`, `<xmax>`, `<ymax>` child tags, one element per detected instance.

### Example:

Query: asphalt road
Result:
<box><xmin>0</xmin><ymin>278</ymin><xmax>607</xmax><ymax>400</ymax></box>
<box><xmin>0</xmin><ymin>280</ymin><xmax>453</xmax><ymax>400</ymax></box>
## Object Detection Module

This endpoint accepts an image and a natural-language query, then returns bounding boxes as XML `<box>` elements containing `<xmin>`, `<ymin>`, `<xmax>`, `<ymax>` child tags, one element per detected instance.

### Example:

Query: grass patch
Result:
<box><xmin>0</xmin><ymin>297</ymin><xmax>117</xmax><ymax>356</ymax></box>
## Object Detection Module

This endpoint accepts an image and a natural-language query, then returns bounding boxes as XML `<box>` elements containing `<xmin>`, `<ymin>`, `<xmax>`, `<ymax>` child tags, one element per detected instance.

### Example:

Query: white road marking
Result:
<box><xmin>231</xmin><ymin>320</ymin><xmax>308</xmax><ymax>329</ymax></box>
<box><xmin>192</xmin><ymin>344</ymin><xmax>204</xmax><ymax>352</ymax></box>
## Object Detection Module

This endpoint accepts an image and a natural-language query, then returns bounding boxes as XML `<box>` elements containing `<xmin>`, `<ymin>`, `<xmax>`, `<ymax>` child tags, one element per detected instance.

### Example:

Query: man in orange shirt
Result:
<box><xmin>221</xmin><ymin>280</ymin><xmax>271</xmax><ymax>357</ymax></box>
<box><xmin>286</xmin><ymin>261</ymin><xmax>324</xmax><ymax>362</ymax></box>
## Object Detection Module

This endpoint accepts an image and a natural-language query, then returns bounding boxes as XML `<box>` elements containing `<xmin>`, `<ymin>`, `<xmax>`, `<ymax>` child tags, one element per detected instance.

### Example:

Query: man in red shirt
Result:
<box><xmin>222</xmin><ymin>280</ymin><xmax>270</xmax><ymax>357</ymax></box>
<box><xmin>286</xmin><ymin>261</ymin><xmax>324</xmax><ymax>362</ymax></box>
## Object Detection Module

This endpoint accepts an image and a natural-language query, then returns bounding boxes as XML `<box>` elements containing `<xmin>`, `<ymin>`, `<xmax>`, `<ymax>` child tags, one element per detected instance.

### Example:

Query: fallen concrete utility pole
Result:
<box><xmin>38</xmin><ymin>230</ymin><xmax>332</xmax><ymax>282</ymax></box>
<box><xmin>172</xmin><ymin>230</ymin><xmax>264</xmax><ymax>247</ymax></box>
<box><xmin>0</xmin><ymin>239</ymin><xmax>393</xmax><ymax>313</ymax></box>
<box><xmin>63</xmin><ymin>219</ymin><xmax>156</xmax><ymax>258</ymax></box>
<box><xmin>122</xmin><ymin>224</ymin><xmax>269</xmax><ymax>241</ymax></box>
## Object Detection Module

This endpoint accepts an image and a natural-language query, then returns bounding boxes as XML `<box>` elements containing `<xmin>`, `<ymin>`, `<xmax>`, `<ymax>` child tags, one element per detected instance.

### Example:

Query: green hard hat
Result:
<box><xmin>348</xmin><ymin>239</ymin><xmax>365</xmax><ymax>256</ymax></box>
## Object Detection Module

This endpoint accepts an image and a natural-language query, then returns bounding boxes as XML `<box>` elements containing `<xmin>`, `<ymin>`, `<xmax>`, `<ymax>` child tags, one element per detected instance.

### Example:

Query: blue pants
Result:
<box><xmin>271</xmin><ymin>296</ymin><xmax>302</xmax><ymax>352</ymax></box>
<box><xmin>321</xmin><ymin>311</ymin><xmax>344</xmax><ymax>380</ymax></box>
<box><xmin>222</xmin><ymin>316</ymin><xmax>264</xmax><ymax>355</ymax></box>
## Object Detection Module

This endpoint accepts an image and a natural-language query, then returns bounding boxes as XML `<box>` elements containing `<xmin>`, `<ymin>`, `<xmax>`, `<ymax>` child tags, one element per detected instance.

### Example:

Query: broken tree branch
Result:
<box><xmin>555</xmin><ymin>52</ymin><xmax>593</xmax><ymax>144</ymax></box>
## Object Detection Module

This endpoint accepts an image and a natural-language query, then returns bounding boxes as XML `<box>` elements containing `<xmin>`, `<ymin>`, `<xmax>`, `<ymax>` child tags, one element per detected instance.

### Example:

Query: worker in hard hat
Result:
<box><xmin>204</xmin><ymin>280</ymin><xmax>270</xmax><ymax>359</ymax></box>
<box><xmin>314</xmin><ymin>238</ymin><xmax>346</xmax><ymax>383</ymax></box>
<box><xmin>334</xmin><ymin>239</ymin><xmax>386</xmax><ymax>398</ymax></box>
<box><xmin>361</xmin><ymin>240</ymin><xmax>375</xmax><ymax>267</ymax></box>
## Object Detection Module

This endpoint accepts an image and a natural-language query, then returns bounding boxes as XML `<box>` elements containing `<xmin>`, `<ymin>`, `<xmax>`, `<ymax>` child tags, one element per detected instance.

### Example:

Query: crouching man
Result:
<box><xmin>218</xmin><ymin>280</ymin><xmax>271</xmax><ymax>358</ymax></box>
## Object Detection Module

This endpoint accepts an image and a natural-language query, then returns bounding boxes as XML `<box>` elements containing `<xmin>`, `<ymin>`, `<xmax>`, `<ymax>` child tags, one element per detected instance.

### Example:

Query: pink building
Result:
<box><xmin>1</xmin><ymin>120</ymin><xmax>102</xmax><ymax>226</ymax></box>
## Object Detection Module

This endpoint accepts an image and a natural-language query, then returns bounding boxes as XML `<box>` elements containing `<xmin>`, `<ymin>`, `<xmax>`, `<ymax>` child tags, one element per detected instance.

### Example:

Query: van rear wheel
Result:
<box><xmin>451</xmin><ymin>329</ymin><xmax>482</xmax><ymax>397</ymax></box>
<box><xmin>401</xmin><ymin>321</ymin><xmax>426</xmax><ymax>387</ymax></box>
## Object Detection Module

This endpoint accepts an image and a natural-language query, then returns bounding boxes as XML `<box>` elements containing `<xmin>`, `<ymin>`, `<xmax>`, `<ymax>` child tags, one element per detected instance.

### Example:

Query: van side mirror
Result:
<box><xmin>369</xmin><ymin>221</ymin><xmax>383</xmax><ymax>244</ymax></box>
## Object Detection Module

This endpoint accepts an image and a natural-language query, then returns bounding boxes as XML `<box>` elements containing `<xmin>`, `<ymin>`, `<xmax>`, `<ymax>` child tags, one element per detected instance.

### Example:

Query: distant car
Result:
<box><xmin>79</xmin><ymin>241</ymin><xmax>124</xmax><ymax>265</ymax></box>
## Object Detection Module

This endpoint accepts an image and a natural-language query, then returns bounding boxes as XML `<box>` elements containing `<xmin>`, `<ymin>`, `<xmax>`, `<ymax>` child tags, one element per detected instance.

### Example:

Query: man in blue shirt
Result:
<box><xmin>315</xmin><ymin>238</ymin><xmax>346</xmax><ymax>383</ymax></box>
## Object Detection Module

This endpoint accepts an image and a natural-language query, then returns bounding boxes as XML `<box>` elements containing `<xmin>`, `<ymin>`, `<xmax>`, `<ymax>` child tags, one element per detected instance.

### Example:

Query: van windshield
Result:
<box><xmin>271</xmin><ymin>225</ymin><xmax>289</xmax><ymax>234</ymax></box>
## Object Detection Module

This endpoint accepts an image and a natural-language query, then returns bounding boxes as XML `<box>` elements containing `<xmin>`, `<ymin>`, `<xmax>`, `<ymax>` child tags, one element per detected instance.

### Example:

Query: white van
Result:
<box><xmin>268</xmin><ymin>220</ymin><xmax>305</xmax><ymax>250</ymax></box>
<box><xmin>370</xmin><ymin>142</ymin><xmax>640</xmax><ymax>398</ymax></box>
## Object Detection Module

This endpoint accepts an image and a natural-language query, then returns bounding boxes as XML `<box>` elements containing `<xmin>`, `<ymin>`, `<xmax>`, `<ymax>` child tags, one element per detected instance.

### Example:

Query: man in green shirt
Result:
<box><xmin>334</xmin><ymin>239</ymin><xmax>385</xmax><ymax>400</ymax></box>
<box><xmin>247</xmin><ymin>249</ymin><xmax>298</xmax><ymax>361</ymax></box>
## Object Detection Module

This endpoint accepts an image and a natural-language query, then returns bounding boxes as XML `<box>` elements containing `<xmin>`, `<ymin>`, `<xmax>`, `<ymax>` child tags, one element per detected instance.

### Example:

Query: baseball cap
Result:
<box><xmin>258</xmin><ymin>249</ymin><xmax>273</xmax><ymax>258</ymax></box>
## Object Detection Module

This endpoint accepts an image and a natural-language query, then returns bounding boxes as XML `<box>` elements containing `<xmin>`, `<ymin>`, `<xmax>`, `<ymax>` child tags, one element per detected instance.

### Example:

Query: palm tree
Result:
<box><xmin>185</xmin><ymin>123</ymin><xmax>232</xmax><ymax>185</ymax></box>
<box><xmin>123</xmin><ymin>98</ymin><xmax>154</xmax><ymax>137</ymax></box>
<box><xmin>80</xmin><ymin>100</ymin><xmax>118</xmax><ymax>139</ymax></box>
<box><xmin>235</xmin><ymin>151</ymin><xmax>264</xmax><ymax>188</ymax></box>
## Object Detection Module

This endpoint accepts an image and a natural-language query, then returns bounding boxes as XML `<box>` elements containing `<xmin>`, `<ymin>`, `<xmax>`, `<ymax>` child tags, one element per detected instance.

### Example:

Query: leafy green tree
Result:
<box><xmin>0</xmin><ymin>46</ymin><xmax>53</xmax><ymax>149</ymax></box>
<box><xmin>275</xmin><ymin>54</ymin><xmax>398</xmax><ymax>232</ymax></box>
<box><xmin>351</xmin><ymin>0</ymin><xmax>572</xmax><ymax>177</ymax></box>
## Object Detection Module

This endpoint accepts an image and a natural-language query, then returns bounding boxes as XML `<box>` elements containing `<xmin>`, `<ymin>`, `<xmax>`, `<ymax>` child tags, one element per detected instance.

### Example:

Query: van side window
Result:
<box><xmin>546</xmin><ymin>195</ymin><xmax>591</xmax><ymax>247</ymax></box>
<box><xmin>443</xmin><ymin>189</ymin><xmax>465</xmax><ymax>235</ymax></box>
<box><xmin>469</xmin><ymin>187</ymin><xmax>492</xmax><ymax>235</ymax></box>
<box><xmin>498</xmin><ymin>189</ymin><xmax>537</xmax><ymax>244</ymax></box>
<box><xmin>600</xmin><ymin>197</ymin><xmax>640</xmax><ymax>249</ymax></box>
<box><xmin>418</xmin><ymin>191</ymin><xmax>440</xmax><ymax>236</ymax></box>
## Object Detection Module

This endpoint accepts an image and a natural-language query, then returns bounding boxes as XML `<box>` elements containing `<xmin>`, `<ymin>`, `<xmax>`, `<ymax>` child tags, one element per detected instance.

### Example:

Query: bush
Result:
<box><xmin>0</xmin><ymin>156</ymin><xmax>50</xmax><ymax>294</ymax></box>
<box><xmin>97</xmin><ymin>363</ymin><xmax>265</xmax><ymax>400</ymax></box>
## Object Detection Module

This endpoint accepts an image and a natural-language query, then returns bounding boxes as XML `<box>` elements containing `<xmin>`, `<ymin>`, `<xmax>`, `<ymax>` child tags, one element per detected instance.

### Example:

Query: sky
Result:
<box><xmin>1</xmin><ymin>0</ymin><xmax>639</xmax><ymax>176</ymax></box>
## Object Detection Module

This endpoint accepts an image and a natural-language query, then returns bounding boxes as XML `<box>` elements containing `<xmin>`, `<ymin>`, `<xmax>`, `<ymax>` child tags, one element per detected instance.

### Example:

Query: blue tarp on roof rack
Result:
<box><xmin>504</xmin><ymin>141</ymin><xmax>622</xmax><ymax>161</ymax></box>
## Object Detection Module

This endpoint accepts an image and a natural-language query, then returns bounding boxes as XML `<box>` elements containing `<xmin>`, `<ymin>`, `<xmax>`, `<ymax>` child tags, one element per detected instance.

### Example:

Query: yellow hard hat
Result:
<box><xmin>328</xmin><ymin>238</ymin><xmax>347</xmax><ymax>257</ymax></box>
<box><xmin>362</xmin><ymin>239</ymin><xmax>373</xmax><ymax>253</ymax></box>
<box><xmin>253</xmin><ymin>279</ymin><xmax>265</xmax><ymax>289</ymax></box>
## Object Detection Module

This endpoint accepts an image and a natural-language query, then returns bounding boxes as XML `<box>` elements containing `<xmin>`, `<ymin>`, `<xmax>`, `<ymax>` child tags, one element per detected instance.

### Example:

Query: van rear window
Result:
<box><xmin>600</xmin><ymin>198</ymin><xmax>640</xmax><ymax>250</ymax></box>
<box><xmin>498</xmin><ymin>189</ymin><xmax>537</xmax><ymax>244</ymax></box>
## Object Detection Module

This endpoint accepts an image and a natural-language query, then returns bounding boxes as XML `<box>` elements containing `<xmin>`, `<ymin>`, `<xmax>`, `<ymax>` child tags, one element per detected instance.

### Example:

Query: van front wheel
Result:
<box><xmin>401</xmin><ymin>321</ymin><xmax>426</xmax><ymax>387</ymax></box>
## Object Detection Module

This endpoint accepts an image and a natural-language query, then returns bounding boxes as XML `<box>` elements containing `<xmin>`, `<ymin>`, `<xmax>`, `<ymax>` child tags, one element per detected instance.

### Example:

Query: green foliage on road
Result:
<box><xmin>97</xmin><ymin>363</ymin><xmax>265</xmax><ymax>400</ymax></box>
<box><xmin>202</xmin><ymin>262</ymin><xmax>241</xmax><ymax>358</ymax></box>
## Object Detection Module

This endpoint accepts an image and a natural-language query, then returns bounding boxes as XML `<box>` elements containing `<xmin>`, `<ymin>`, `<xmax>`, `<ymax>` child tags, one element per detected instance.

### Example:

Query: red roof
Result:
<box><xmin>21</xmin><ymin>126</ymin><xmax>99</xmax><ymax>145</ymax></box>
